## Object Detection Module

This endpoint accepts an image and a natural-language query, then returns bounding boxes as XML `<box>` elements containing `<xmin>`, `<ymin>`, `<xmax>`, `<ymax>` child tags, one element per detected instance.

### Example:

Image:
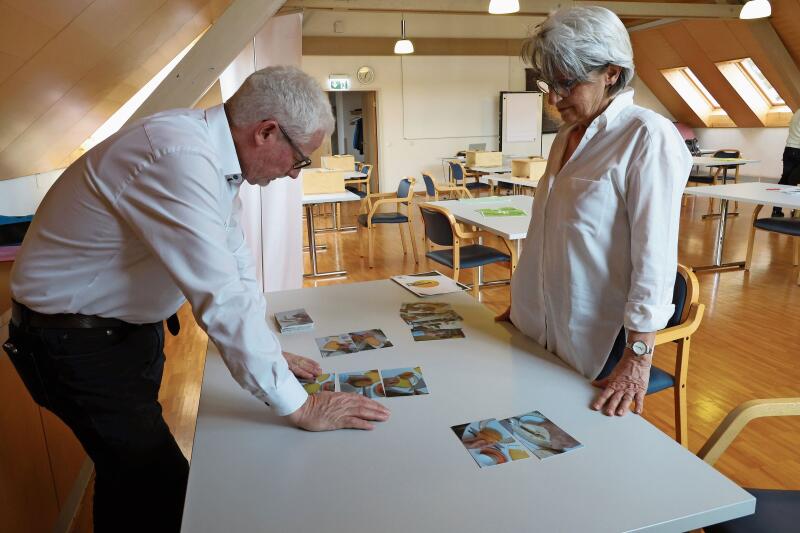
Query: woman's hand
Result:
<box><xmin>283</xmin><ymin>351</ymin><xmax>322</xmax><ymax>381</ymax></box>
<box><xmin>591</xmin><ymin>352</ymin><xmax>651</xmax><ymax>416</ymax></box>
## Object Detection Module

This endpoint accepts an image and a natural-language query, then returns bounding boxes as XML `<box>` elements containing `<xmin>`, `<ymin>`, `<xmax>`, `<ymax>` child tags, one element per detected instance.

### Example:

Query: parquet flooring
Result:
<box><xmin>159</xmin><ymin>192</ymin><xmax>800</xmax><ymax>494</ymax></box>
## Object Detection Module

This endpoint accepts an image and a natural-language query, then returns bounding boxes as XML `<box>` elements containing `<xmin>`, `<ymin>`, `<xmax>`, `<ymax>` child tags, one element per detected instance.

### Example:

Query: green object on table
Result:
<box><xmin>476</xmin><ymin>207</ymin><xmax>527</xmax><ymax>217</ymax></box>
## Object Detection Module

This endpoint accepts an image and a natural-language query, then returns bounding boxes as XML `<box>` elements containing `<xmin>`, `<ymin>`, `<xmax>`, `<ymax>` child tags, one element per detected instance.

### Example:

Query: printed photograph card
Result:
<box><xmin>451</xmin><ymin>418</ymin><xmax>530</xmax><ymax>468</ymax></box>
<box><xmin>339</xmin><ymin>370</ymin><xmax>386</xmax><ymax>398</ymax></box>
<box><xmin>315</xmin><ymin>329</ymin><xmax>393</xmax><ymax>357</ymax></box>
<box><xmin>411</xmin><ymin>322</ymin><xmax>465</xmax><ymax>342</ymax></box>
<box><xmin>349</xmin><ymin>329</ymin><xmax>393</xmax><ymax>351</ymax></box>
<box><xmin>274</xmin><ymin>308</ymin><xmax>314</xmax><ymax>333</ymax></box>
<box><xmin>499</xmin><ymin>410</ymin><xmax>583</xmax><ymax>459</ymax></box>
<box><xmin>299</xmin><ymin>373</ymin><xmax>335</xmax><ymax>395</ymax></box>
<box><xmin>380</xmin><ymin>367</ymin><xmax>429</xmax><ymax>397</ymax></box>
<box><xmin>391</xmin><ymin>271</ymin><xmax>470</xmax><ymax>297</ymax></box>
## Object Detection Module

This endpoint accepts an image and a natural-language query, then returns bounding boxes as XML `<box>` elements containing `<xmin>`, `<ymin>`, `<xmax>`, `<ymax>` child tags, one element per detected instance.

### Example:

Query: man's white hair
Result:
<box><xmin>226</xmin><ymin>65</ymin><xmax>334</xmax><ymax>143</ymax></box>
<box><xmin>521</xmin><ymin>6</ymin><xmax>634</xmax><ymax>97</ymax></box>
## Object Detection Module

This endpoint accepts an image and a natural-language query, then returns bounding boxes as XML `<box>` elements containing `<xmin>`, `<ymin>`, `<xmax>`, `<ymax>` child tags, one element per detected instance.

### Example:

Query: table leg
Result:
<box><xmin>692</xmin><ymin>198</ymin><xmax>746</xmax><ymax>273</ymax></box>
<box><xmin>304</xmin><ymin>204</ymin><xmax>347</xmax><ymax>278</ymax></box>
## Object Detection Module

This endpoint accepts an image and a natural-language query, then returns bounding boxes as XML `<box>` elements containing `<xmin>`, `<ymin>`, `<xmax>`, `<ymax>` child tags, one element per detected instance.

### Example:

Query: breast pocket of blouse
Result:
<box><xmin>558</xmin><ymin>176</ymin><xmax>612</xmax><ymax>237</ymax></box>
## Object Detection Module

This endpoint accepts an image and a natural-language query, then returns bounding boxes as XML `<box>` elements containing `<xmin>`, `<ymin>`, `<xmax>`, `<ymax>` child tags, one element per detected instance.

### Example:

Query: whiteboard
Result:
<box><xmin>501</xmin><ymin>92</ymin><xmax>543</xmax><ymax>157</ymax></box>
<box><xmin>401</xmin><ymin>56</ymin><xmax>509</xmax><ymax>139</ymax></box>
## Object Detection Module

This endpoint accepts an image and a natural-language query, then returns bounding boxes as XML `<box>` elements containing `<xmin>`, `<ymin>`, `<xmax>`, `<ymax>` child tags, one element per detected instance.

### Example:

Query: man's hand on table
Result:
<box><xmin>286</xmin><ymin>391</ymin><xmax>391</xmax><ymax>431</ymax></box>
<box><xmin>591</xmin><ymin>352</ymin><xmax>652</xmax><ymax>416</ymax></box>
<box><xmin>283</xmin><ymin>351</ymin><xmax>322</xmax><ymax>380</ymax></box>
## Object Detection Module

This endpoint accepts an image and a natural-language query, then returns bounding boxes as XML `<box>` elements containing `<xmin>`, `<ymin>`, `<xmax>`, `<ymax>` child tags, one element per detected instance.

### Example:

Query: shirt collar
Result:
<box><xmin>590</xmin><ymin>87</ymin><xmax>634</xmax><ymax>132</ymax></box>
<box><xmin>205</xmin><ymin>104</ymin><xmax>243</xmax><ymax>183</ymax></box>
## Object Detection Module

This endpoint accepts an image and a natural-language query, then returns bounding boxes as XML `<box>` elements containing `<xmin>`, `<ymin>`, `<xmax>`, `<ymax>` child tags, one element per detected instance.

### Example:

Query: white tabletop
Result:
<box><xmin>469</xmin><ymin>165</ymin><xmax>512</xmax><ymax>174</ymax></box>
<box><xmin>182</xmin><ymin>280</ymin><xmax>754</xmax><ymax>533</ymax></box>
<box><xmin>425</xmin><ymin>195</ymin><xmax>533</xmax><ymax>240</ymax></box>
<box><xmin>691</xmin><ymin>156</ymin><xmax>759</xmax><ymax>167</ymax></box>
<box><xmin>481</xmin><ymin>173</ymin><xmax>541</xmax><ymax>188</ymax></box>
<box><xmin>683</xmin><ymin>182</ymin><xmax>800</xmax><ymax>210</ymax></box>
<box><xmin>345</xmin><ymin>171</ymin><xmax>368</xmax><ymax>180</ymax></box>
<box><xmin>302</xmin><ymin>190</ymin><xmax>361</xmax><ymax>205</ymax></box>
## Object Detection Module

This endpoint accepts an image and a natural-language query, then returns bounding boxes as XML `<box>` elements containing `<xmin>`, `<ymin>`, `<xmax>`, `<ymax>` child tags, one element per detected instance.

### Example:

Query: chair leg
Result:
<box><xmin>452</xmin><ymin>265</ymin><xmax>460</xmax><ymax>283</ymax></box>
<box><xmin>408</xmin><ymin>222</ymin><xmax>419</xmax><ymax>264</ymax></box>
<box><xmin>357</xmin><ymin>223</ymin><xmax>365</xmax><ymax>258</ymax></box>
<box><xmin>793</xmin><ymin>237</ymin><xmax>799</xmax><ymax>267</ymax></box>
<box><xmin>471</xmin><ymin>268</ymin><xmax>479</xmax><ymax>298</ymax></box>
<box><xmin>744</xmin><ymin>226</ymin><xmax>758</xmax><ymax>271</ymax></box>
<box><xmin>398</xmin><ymin>224</ymin><xmax>408</xmax><ymax>255</ymax></box>
<box><xmin>674</xmin><ymin>337</ymin><xmax>690</xmax><ymax>448</ymax></box>
<box><xmin>368</xmin><ymin>226</ymin><xmax>375</xmax><ymax>268</ymax></box>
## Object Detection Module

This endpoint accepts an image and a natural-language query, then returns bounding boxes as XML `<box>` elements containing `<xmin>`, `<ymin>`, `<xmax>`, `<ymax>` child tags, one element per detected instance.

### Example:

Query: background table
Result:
<box><xmin>425</xmin><ymin>195</ymin><xmax>532</xmax><ymax>243</ymax></box>
<box><xmin>302</xmin><ymin>191</ymin><xmax>360</xmax><ymax>278</ymax></box>
<box><xmin>689</xmin><ymin>157</ymin><xmax>760</xmax><ymax>219</ymax></box>
<box><xmin>182</xmin><ymin>280</ymin><xmax>754</xmax><ymax>533</ymax></box>
<box><xmin>479</xmin><ymin>173</ymin><xmax>540</xmax><ymax>195</ymax></box>
<box><xmin>683</xmin><ymin>182</ymin><xmax>800</xmax><ymax>272</ymax></box>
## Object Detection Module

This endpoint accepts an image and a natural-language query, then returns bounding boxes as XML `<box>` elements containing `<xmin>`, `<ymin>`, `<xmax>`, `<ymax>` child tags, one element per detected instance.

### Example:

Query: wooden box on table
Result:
<box><xmin>321</xmin><ymin>154</ymin><xmax>356</xmax><ymax>171</ymax></box>
<box><xmin>301</xmin><ymin>168</ymin><xmax>346</xmax><ymax>195</ymax></box>
<box><xmin>465</xmin><ymin>151</ymin><xmax>503</xmax><ymax>167</ymax></box>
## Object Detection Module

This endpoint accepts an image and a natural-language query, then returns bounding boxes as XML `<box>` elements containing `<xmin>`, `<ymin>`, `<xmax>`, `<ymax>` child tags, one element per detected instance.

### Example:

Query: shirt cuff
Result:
<box><xmin>267</xmin><ymin>377</ymin><xmax>309</xmax><ymax>416</ymax></box>
<box><xmin>624</xmin><ymin>301</ymin><xmax>675</xmax><ymax>333</ymax></box>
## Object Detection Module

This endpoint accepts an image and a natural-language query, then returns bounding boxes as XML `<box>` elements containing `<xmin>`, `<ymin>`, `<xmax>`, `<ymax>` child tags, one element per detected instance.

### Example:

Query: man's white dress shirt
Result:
<box><xmin>510</xmin><ymin>89</ymin><xmax>691</xmax><ymax>380</ymax></box>
<box><xmin>11</xmin><ymin>105</ymin><xmax>307</xmax><ymax>415</ymax></box>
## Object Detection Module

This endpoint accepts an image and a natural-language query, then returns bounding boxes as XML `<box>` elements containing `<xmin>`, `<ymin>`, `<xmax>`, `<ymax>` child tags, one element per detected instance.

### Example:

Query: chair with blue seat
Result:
<box><xmin>699</xmin><ymin>397</ymin><xmax>800</xmax><ymax>533</ymax></box>
<box><xmin>448</xmin><ymin>160</ymin><xmax>491</xmax><ymax>196</ymax></box>
<box><xmin>418</xmin><ymin>203</ymin><xmax>517</xmax><ymax>297</ymax></box>
<box><xmin>421</xmin><ymin>172</ymin><xmax>472</xmax><ymax>201</ymax></box>
<box><xmin>345</xmin><ymin>163</ymin><xmax>373</xmax><ymax>215</ymax></box>
<box><xmin>599</xmin><ymin>264</ymin><xmax>705</xmax><ymax>447</ymax></box>
<box><xmin>357</xmin><ymin>177</ymin><xmax>418</xmax><ymax>268</ymax></box>
<box><xmin>744</xmin><ymin>205</ymin><xmax>800</xmax><ymax>285</ymax></box>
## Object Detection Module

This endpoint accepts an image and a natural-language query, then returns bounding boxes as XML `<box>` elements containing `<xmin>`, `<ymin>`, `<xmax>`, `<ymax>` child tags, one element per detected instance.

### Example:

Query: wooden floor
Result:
<box><xmin>155</xmin><ymin>192</ymin><xmax>800</xmax><ymax>499</ymax></box>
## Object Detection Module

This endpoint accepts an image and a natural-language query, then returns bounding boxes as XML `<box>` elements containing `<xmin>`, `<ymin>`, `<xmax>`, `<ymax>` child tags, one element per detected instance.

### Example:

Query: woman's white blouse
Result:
<box><xmin>510</xmin><ymin>89</ymin><xmax>691</xmax><ymax>380</ymax></box>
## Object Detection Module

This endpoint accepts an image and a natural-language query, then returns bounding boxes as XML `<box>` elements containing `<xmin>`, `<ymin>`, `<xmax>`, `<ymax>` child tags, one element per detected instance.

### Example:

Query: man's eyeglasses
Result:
<box><xmin>277</xmin><ymin>124</ymin><xmax>313</xmax><ymax>170</ymax></box>
<box><xmin>536</xmin><ymin>78</ymin><xmax>581</xmax><ymax>99</ymax></box>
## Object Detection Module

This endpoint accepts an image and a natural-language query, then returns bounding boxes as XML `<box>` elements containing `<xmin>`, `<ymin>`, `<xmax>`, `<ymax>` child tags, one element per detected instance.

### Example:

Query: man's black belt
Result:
<box><xmin>11</xmin><ymin>300</ymin><xmax>131</xmax><ymax>329</ymax></box>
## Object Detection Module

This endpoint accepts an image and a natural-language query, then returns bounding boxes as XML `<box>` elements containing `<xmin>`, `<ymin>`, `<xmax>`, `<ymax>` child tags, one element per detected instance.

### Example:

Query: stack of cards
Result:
<box><xmin>452</xmin><ymin>410</ymin><xmax>582</xmax><ymax>468</ymax></box>
<box><xmin>302</xmin><ymin>367</ymin><xmax>430</xmax><ymax>398</ymax></box>
<box><xmin>400</xmin><ymin>302</ymin><xmax>465</xmax><ymax>341</ymax></box>
<box><xmin>315</xmin><ymin>329</ymin><xmax>393</xmax><ymax>357</ymax></box>
<box><xmin>274</xmin><ymin>308</ymin><xmax>314</xmax><ymax>333</ymax></box>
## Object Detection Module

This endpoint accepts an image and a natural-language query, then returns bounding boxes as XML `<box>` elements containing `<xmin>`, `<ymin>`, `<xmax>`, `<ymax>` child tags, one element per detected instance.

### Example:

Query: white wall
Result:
<box><xmin>694</xmin><ymin>128</ymin><xmax>787</xmax><ymax>180</ymax></box>
<box><xmin>0</xmin><ymin>169</ymin><xmax>63</xmax><ymax>215</ymax></box>
<box><xmin>303</xmin><ymin>55</ymin><xmax>527</xmax><ymax>192</ymax></box>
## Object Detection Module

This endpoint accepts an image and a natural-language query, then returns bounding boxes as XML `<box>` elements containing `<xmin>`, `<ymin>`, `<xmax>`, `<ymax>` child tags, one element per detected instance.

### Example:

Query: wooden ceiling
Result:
<box><xmin>0</xmin><ymin>0</ymin><xmax>233</xmax><ymax>181</ymax></box>
<box><xmin>1</xmin><ymin>1</ymin><xmax>798</xmax><ymax>180</ymax></box>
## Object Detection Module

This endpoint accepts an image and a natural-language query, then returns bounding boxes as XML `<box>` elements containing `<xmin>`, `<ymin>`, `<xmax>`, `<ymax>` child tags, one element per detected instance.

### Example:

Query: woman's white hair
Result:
<box><xmin>521</xmin><ymin>6</ymin><xmax>635</xmax><ymax>97</ymax></box>
<box><xmin>226</xmin><ymin>65</ymin><xmax>334</xmax><ymax>143</ymax></box>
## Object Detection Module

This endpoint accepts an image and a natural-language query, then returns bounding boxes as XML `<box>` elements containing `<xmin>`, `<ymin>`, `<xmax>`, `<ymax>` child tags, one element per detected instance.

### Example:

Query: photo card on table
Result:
<box><xmin>499</xmin><ymin>410</ymin><xmax>583</xmax><ymax>459</ymax></box>
<box><xmin>316</xmin><ymin>334</ymin><xmax>359</xmax><ymax>358</ymax></box>
<box><xmin>380</xmin><ymin>366</ymin><xmax>429</xmax><ymax>397</ymax></box>
<box><xmin>339</xmin><ymin>370</ymin><xmax>385</xmax><ymax>398</ymax></box>
<box><xmin>349</xmin><ymin>329</ymin><xmax>393</xmax><ymax>352</ymax></box>
<box><xmin>299</xmin><ymin>373</ymin><xmax>336</xmax><ymax>395</ymax></box>
<box><xmin>452</xmin><ymin>418</ymin><xmax>530</xmax><ymax>468</ymax></box>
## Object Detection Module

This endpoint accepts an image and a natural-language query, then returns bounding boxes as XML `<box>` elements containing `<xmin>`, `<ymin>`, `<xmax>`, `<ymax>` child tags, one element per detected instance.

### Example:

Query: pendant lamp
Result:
<box><xmin>739</xmin><ymin>0</ymin><xmax>771</xmax><ymax>19</ymax></box>
<box><xmin>394</xmin><ymin>16</ymin><xmax>414</xmax><ymax>55</ymax></box>
<box><xmin>488</xmin><ymin>0</ymin><xmax>520</xmax><ymax>14</ymax></box>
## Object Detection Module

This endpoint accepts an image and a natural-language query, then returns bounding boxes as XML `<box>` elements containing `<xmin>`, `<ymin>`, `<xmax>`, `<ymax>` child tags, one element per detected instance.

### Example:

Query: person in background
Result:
<box><xmin>773</xmin><ymin>107</ymin><xmax>800</xmax><ymax>217</ymax></box>
<box><xmin>499</xmin><ymin>7</ymin><xmax>691</xmax><ymax>418</ymax></box>
<box><xmin>4</xmin><ymin>65</ymin><xmax>389</xmax><ymax>533</ymax></box>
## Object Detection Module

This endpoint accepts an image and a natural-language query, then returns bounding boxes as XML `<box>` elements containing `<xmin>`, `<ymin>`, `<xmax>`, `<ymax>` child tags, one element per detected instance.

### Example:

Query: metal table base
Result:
<box><xmin>692</xmin><ymin>198</ymin><xmax>746</xmax><ymax>273</ymax></box>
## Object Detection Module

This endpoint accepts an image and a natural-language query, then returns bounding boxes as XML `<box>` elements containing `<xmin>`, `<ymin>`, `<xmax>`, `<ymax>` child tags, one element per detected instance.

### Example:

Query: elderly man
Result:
<box><xmin>4</xmin><ymin>66</ymin><xmax>389</xmax><ymax>533</ymax></box>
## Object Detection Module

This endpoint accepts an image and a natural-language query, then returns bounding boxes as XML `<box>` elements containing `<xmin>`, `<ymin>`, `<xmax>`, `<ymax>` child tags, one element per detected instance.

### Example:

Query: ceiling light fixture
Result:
<box><xmin>488</xmin><ymin>0</ymin><xmax>520</xmax><ymax>14</ymax></box>
<box><xmin>394</xmin><ymin>15</ymin><xmax>414</xmax><ymax>55</ymax></box>
<box><xmin>739</xmin><ymin>0</ymin><xmax>771</xmax><ymax>19</ymax></box>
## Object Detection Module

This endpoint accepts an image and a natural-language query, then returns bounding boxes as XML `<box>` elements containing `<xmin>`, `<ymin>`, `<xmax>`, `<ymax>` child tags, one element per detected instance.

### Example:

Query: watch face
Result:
<box><xmin>632</xmin><ymin>340</ymin><xmax>647</xmax><ymax>356</ymax></box>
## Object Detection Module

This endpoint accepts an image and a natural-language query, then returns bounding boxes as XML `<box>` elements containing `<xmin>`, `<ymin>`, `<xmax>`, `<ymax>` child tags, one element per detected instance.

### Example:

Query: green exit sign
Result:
<box><xmin>327</xmin><ymin>76</ymin><xmax>351</xmax><ymax>91</ymax></box>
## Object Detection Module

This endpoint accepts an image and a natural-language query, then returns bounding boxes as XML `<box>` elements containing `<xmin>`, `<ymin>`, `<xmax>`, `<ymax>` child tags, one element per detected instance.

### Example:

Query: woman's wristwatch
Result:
<box><xmin>625</xmin><ymin>340</ymin><xmax>653</xmax><ymax>357</ymax></box>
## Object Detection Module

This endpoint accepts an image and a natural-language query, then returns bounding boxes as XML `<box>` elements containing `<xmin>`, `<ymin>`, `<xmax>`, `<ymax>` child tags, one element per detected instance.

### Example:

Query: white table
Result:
<box><xmin>683</xmin><ymin>182</ymin><xmax>800</xmax><ymax>273</ymax></box>
<box><xmin>690</xmin><ymin>157</ymin><xmax>760</xmax><ymax>219</ymax></box>
<box><xmin>469</xmin><ymin>165</ymin><xmax>511</xmax><ymax>174</ymax></box>
<box><xmin>479</xmin><ymin>173</ymin><xmax>540</xmax><ymax>195</ymax></box>
<box><xmin>425</xmin><ymin>195</ymin><xmax>532</xmax><ymax>242</ymax></box>
<box><xmin>182</xmin><ymin>280</ymin><xmax>755</xmax><ymax>533</ymax></box>
<box><xmin>345</xmin><ymin>171</ymin><xmax>368</xmax><ymax>180</ymax></box>
<box><xmin>302</xmin><ymin>191</ymin><xmax>360</xmax><ymax>278</ymax></box>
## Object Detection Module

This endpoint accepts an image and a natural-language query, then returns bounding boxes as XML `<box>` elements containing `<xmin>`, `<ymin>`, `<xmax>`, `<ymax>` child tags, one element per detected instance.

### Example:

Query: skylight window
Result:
<box><xmin>660</xmin><ymin>67</ymin><xmax>732</xmax><ymax>127</ymax></box>
<box><xmin>738</xmin><ymin>58</ymin><xmax>784</xmax><ymax>106</ymax></box>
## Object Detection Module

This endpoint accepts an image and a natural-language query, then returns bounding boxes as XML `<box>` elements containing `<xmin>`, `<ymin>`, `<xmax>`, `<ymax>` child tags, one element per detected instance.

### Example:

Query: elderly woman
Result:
<box><xmin>505</xmin><ymin>7</ymin><xmax>691</xmax><ymax>417</ymax></box>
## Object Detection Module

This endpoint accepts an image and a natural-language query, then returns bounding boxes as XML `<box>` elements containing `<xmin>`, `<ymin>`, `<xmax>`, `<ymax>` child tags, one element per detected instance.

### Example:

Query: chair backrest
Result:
<box><xmin>419</xmin><ymin>205</ymin><xmax>455</xmax><ymax>246</ymax></box>
<box><xmin>421</xmin><ymin>173</ymin><xmax>436</xmax><ymax>197</ymax></box>
<box><xmin>685</xmin><ymin>138</ymin><xmax>701</xmax><ymax>156</ymax></box>
<box><xmin>713</xmin><ymin>149</ymin><xmax>740</xmax><ymax>159</ymax></box>
<box><xmin>361</xmin><ymin>163</ymin><xmax>372</xmax><ymax>177</ymax></box>
<box><xmin>667</xmin><ymin>264</ymin><xmax>699</xmax><ymax>328</ymax></box>
<box><xmin>448</xmin><ymin>161</ymin><xmax>464</xmax><ymax>184</ymax></box>
<box><xmin>397</xmin><ymin>177</ymin><xmax>414</xmax><ymax>205</ymax></box>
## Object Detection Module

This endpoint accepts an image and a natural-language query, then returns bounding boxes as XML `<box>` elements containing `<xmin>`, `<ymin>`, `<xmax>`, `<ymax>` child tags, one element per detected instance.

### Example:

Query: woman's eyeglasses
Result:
<box><xmin>536</xmin><ymin>78</ymin><xmax>581</xmax><ymax>98</ymax></box>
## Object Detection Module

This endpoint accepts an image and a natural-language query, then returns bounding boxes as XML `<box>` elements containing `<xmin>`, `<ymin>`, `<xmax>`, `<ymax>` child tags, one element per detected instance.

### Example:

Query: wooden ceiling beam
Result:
<box><xmin>126</xmin><ymin>0</ymin><xmax>284</xmax><ymax>124</ymax></box>
<box><xmin>280</xmin><ymin>0</ymin><xmax>741</xmax><ymax>19</ymax></box>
